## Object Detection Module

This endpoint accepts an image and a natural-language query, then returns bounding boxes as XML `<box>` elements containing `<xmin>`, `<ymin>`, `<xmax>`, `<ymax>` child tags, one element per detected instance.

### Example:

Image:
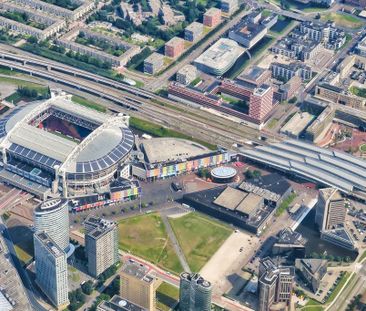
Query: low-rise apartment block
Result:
<box><xmin>165</xmin><ymin>36</ymin><xmax>185</xmax><ymax>58</ymax></box>
<box><xmin>203</xmin><ymin>8</ymin><xmax>221</xmax><ymax>27</ymax></box>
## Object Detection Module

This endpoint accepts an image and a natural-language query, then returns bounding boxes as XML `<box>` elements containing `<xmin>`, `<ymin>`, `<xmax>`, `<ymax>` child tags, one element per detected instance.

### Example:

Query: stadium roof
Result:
<box><xmin>239</xmin><ymin>140</ymin><xmax>366</xmax><ymax>196</ymax></box>
<box><xmin>0</xmin><ymin>95</ymin><xmax>134</xmax><ymax>174</ymax></box>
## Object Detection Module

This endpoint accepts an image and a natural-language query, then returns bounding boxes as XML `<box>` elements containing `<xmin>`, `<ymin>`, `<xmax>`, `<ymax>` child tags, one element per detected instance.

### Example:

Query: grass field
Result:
<box><xmin>360</xmin><ymin>144</ymin><xmax>366</xmax><ymax>152</ymax></box>
<box><xmin>71</xmin><ymin>95</ymin><xmax>107</xmax><ymax>112</ymax></box>
<box><xmin>156</xmin><ymin>282</ymin><xmax>179</xmax><ymax>311</ymax></box>
<box><xmin>350</xmin><ymin>86</ymin><xmax>366</xmax><ymax>98</ymax></box>
<box><xmin>321</xmin><ymin>13</ymin><xmax>364</xmax><ymax>29</ymax></box>
<box><xmin>169</xmin><ymin>213</ymin><xmax>232</xmax><ymax>272</ymax></box>
<box><xmin>118</xmin><ymin>213</ymin><xmax>183</xmax><ymax>274</ymax></box>
<box><xmin>2</xmin><ymin>77</ymin><xmax>49</xmax><ymax>104</ymax></box>
<box><xmin>129</xmin><ymin>116</ymin><xmax>217</xmax><ymax>150</ymax></box>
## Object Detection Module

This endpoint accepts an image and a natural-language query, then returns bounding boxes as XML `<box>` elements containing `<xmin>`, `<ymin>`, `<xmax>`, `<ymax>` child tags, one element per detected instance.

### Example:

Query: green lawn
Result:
<box><xmin>71</xmin><ymin>95</ymin><xmax>107</xmax><ymax>112</ymax></box>
<box><xmin>118</xmin><ymin>213</ymin><xmax>183</xmax><ymax>274</ymax></box>
<box><xmin>266</xmin><ymin>118</ymin><xmax>279</xmax><ymax>129</ymax></box>
<box><xmin>0</xmin><ymin>77</ymin><xmax>48</xmax><ymax>91</ymax></box>
<box><xmin>275</xmin><ymin>193</ymin><xmax>296</xmax><ymax>216</ymax></box>
<box><xmin>129</xmin><ymin>116</ymin><xmax>217</xmax><ymax>150</ymax></box>
<box><xmin>360</xmin><ymin>144</ymin><xmax>366</xmax><ymax>152</ymax></box>
<box><xmin>349</xmin><ymin>86</ymin><xmax>366</xmax><ymax>98</ymax></box>
<box><xmin>169</xmin><ymin>213</ymin><xmax>232</xmax><ymax>272</ymax></box>
<box><xmin>321</xmin><ymin>13</ymin><xmax>364</xmax><ymax>29</ymax></box>
<box><xmin>14</xmin><ymin>244</ymin><xmax>32</xmax><ymax>266</ymax></box>
<box><xmin>156</xmin><ymin>282</ymin><xmax>179</xmax><ymax>311</ymax></box>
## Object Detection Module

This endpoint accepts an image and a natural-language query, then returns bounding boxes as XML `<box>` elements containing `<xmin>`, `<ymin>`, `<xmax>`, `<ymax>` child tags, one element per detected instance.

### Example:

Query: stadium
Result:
<box><xmin>0</xmin><ymin>94</ymin><xmax>135</xmax><ymax>201</ymax></box>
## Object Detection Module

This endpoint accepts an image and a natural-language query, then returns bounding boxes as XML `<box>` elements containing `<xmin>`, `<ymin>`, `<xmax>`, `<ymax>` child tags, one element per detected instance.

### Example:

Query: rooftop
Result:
<box><xmin>98</xmin><ymin>295</ymin><xmax>147</xmax><ymax>311</ymax></box>
<box><xmin>185</xmin><ymin>21</ymin><xmax>203</xmax><ymax>32</ymax></box>
<box><xmin>144</xmin><ymin>52</ymin><xmax>164</xmax><ymax>64</ymax></box>
<box><xmin>280</xmin><ymin>112</ymin><xmax>315</xmax><ymax>137</ymax></box>
<box><xmin>121</xmin><ymin>261</ymin><xmax>154</xmax><ymax>283</ymax></box>
<box><xmin>239</xmin><ymin>140</ymin><xmax>366</xmax><ymax>196</ymax></box>
<box><xmin>35</xmin><ymin>231</ymin><xmax>65</xmax><ymax>258</ymax></box>
<box><xmin>141</xmin><ymin>137</ymin><xmax>209</xmax><ymax>164</ymax></box>
<box><xmin>35</xmin><ymin>198</ymin><xmax>68</xmax><ymax>214</ymax></box>
<box><xmin>204</xmin><ymin>7</ymin><xmax>221</xmax><ymax>16</ymax></box>
<box><xmin>0</xmin><ymin>95</ymin><xmax>134</xmax><ymax>174</ymax></box>
<box><xmin>194</xmin><ymin>38</ymin><xmax>245</xmax><ymax>72</ymax></box>
<box><xmin>213</xmin><ymin>186</ymin><xmax>248</xmax><ymax>210</ymax></box>
<box><xmin>166</xmin><ymin>36</ymin><xmax>184</xmax><ymax>46</ymax></box>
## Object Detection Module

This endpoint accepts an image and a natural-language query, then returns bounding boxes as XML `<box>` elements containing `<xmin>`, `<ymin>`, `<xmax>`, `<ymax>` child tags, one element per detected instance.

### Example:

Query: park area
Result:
<box><xmin>118</xmin><ymin>213</ymin><xmax>183</xmax><ymax>274</ymax></box>
<box><xmin>118</xmin><ymin>212</ymin><xmax>232</xmax><ymax>274</ymax></box>
<box><xmin>169</xmin><ymin>212</ymin><xmax>232</xmax><ymax>272</ymax></box>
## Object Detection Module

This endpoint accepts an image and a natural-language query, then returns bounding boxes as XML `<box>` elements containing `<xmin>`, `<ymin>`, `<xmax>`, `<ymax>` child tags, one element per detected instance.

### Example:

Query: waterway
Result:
<box><xmin>295</xmin><ymin>209</ymin><xmax>358</xmax><ymax>260</ymax></box>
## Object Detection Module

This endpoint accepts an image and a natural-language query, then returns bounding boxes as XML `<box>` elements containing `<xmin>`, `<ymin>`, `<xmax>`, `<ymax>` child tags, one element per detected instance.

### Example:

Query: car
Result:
<box><xmin>239</xmin><ymin>247</ymin><xmax>244</xmax><ymax>252</ymax></box>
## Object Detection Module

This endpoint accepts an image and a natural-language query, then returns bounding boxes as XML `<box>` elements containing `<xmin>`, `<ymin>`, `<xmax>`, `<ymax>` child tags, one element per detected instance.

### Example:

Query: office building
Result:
<box><xmin>34</xmin><ymin>199</ymin><xmax>70</xmax><ymax>253</ymax></box>
<box><xmin>258</xmin><ymin>257</ymin><xmax>294</xmax><ymax>311</ymax></box>
<box><xmin>272</xmin><ymin>228</ymin><xmax>306</xmax><ymax>259</ymax></box>
<box><xmin>176</xmin><ymin>65</ymin><xmax>197</xmax><ymax>85</ymax></box>
<box><xmin>194</xmin><ymin>38</ymin><xmax>245</xmax><ymax>76</ymax></box>
<box><xmin>97</xmin><ymin>295</ymin><xmax>147</xmax><ymax>311</ymax></box>
<box><xmin>120</xmin><ymin>261</ymin><xmax>160</xmax><ymax>311</ymax></box>
<box><xmin>184</xmin><ymin>22</ymin><xmax>203</xmax><ymax>42</ymax></box>
<box><xmin>221</xmin><ymin>0</ymin><xmax>238</xmax><ymax>14</ymax></box>
<box><xmin>84</xmin><ymin>215</ymin><xmax>118</xmax><ymax>278</ymax></box>
<box><xmin>165</xmin><ymin>37</ymin><xmax>185</xmax><ymax>58</ymax></box>
<box><xmin>295</xmin><ymin>258</ymin><xmax>327</xmax><ymax>293</ymax></box>
<box><xmin>179</xmin><ymin>272</ymin><xmax>212</xmax><ymax>311</ymax></box>
<box><xmin>143</xmin><ymin>53</ymin><xmax>164</xmax><ymax>75</ymax></box>
<box><xmin>203</xmin><ymin>8</ymin><xmax>221</xmax><ymax>27</ymax></box>
<box><xmin>316</xmin><ymin>188</ymin><xmax>346</xmax><ymax>231</ymax></box>
<box><xmin>228</xmin><ymin>18</ymin><xmax>267</xmax><ymax>48</ymax></box>
<box><xmin>34</xmin><ymin>232</ymin><xmax>69</xmax><ymax>310</ymax></box>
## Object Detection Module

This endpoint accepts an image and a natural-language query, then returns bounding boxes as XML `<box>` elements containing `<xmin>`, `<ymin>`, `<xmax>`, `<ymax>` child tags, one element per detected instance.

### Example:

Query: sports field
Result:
<box><xmin>118</xmin><ymin>213</ymin><xmax>183</xmax><ymax>274</ymax></box>
<box><xmin>169</xmin><ymin>213</ymin><xmax>232</xmax><ymax>272</ymax></box>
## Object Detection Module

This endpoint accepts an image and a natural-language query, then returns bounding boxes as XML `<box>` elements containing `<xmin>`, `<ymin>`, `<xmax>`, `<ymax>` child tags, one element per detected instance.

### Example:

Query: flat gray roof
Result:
<box><xmin>214</xmin><ymin>187</ymin><xmax>247</xmax><ymax>210</ymax></box>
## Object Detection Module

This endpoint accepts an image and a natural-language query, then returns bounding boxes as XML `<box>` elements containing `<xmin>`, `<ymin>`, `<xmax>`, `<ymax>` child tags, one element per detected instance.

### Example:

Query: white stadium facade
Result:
<box><xmin>240</xmin><ymin>139</ymin><xmax>366</xmax><ymax>200</ymax></box>
<box><xmin>0</xmin><ymin>94</ymin><xmax>135</xmax><ymax>201</ymax></box>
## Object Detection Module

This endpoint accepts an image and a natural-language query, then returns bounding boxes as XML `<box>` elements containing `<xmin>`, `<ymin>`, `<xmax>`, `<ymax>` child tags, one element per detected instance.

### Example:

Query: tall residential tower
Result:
<box><xmin>84</xmin><ymin>215</ymin><xmax>118</xmax><ymax>277</ymax></box>
<box><xmin>179</xmin><ymin>272</ymin><xmax>212</xmax><ymax>311</ymax></box>
<box><xmin>34</xmin><ymin>231</ymin><xmax>69</xmax><ymax>310</ymax></box>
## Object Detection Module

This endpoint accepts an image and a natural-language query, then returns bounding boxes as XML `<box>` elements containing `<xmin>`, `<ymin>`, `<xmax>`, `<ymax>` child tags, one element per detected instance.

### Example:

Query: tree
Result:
<box><xmin>81</xmin><ymin>280</ymin><xmax>94</xmax><ymax>295</ymax></box>
<box><xmin>253</xmin><ymin>170</ymin><xmax>261</xmax><ymax>178</ymax></box>
<box><xmin>245</xmin><ymin>170</ymin><xmax>254</xmax><ymax>179</ymax></box>
<box><xmin>27</xmin><ymin>36</ymin><xmax>38</xmax><ymax>44</ymax></box>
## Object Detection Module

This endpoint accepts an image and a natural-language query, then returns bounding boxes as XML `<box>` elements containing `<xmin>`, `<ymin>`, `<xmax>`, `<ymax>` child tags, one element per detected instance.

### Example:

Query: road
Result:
<box><xmin>0</xmin><ymin>219</ymin><xmax>48</xmax><ymax>311</ymax></box>
<box><xmin>326</xmin><ymin>258</ymin><xmax>366</xmax><ymax>311</ymax></box>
